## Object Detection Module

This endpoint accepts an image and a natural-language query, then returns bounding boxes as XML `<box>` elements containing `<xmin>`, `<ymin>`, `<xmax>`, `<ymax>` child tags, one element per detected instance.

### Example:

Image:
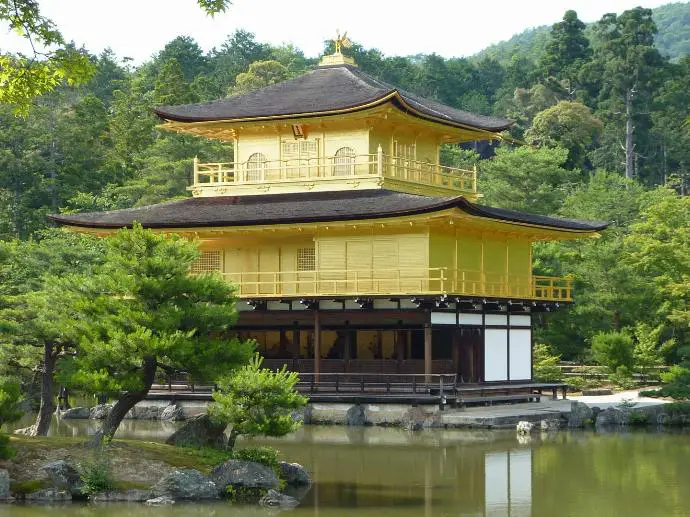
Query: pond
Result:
<box><xmin>6</xmin><ymin>417</ymin><xmax>690</xmax><ymax>516</ymax></box>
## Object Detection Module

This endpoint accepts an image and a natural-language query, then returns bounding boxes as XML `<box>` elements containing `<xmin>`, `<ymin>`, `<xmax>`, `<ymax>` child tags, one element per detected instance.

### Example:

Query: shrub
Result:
<box><xmin>209</xmin><ymin>354</ymin><xmax>308</xmax><ymax>449</ymax></box>
<box><xmin>610</xmin><ymin>366</ymin><xmax>636</xmax><ymax>390</ymax></box>
<box><xmin>232</xmin><ymin>446</ymin><xmax>280</xmax><ymax>472</ymax></box>
<box><xmin>533</xmin><ymin>344</ymin><xmax>564</xmax><ymax>382</ymax></box>
<box><xmin>591</xmin><ymin>331</ymin><xmax>634</xmax><ymax>372</ymax></box>
<box><xmin>656</xmin><ymin>383</ymin><xmax>690</xmax><ymax>400</ymax></box>
<box><xmin>660</xmin><ymin>365</ymin><xmax>690</xmax><ymax>385</ymax></box>
<box><xmin>567</xmin><ymin>376</ymin><xmax>603</xmax><ymax>392</ymax></box>
<box><xmin>79</xmin><ymin>448</ymin><xmax>115</xmax><ymax>495</ymax></box>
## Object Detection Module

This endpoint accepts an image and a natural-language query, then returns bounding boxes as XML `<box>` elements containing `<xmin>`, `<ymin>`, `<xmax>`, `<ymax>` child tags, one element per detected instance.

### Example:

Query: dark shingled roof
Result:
<box><xmin>154</xmin><ymin>64</ymin><xmax>513</xmax><ymax>132</ymax></box>
<box><xmin>49</xmin><ymin>190</ymin><xmax>608</xmax><ymax>232</ymax></box>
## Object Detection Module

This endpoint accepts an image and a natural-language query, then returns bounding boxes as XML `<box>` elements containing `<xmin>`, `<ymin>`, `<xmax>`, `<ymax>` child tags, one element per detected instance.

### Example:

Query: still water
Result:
<box><xmin>6</xmin><ymin>418</ymin><xmax>690</xmax><ymax>517</ymax></box>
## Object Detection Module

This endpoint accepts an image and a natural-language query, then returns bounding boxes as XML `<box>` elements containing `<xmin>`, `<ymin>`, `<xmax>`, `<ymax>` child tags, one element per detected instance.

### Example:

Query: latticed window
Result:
<box><xmin>297</xmin><ymin>247</ymin><xmax>316</xmax><ymax>271</ymax></box>
<box><xmin>246</xmin><ymin>153</ymin><xmax>267</xmax><ymax>181</ymax></box>
<box><xmin>191</xmin><ymin>250</ymin><xmax>222</xmax><ymax>273</ymax></box>
<box><xmin>333</xmin><ymin>146</ymin><xmax>356</xmax><ymax>176</ymax></box>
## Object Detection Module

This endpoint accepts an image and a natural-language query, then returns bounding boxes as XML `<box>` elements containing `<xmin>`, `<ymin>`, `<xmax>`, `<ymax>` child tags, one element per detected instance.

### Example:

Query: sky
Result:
<box><xmin>0</xmin><ymin>0</ymin><xmax>676</xmax><ymax>64</ymax></box>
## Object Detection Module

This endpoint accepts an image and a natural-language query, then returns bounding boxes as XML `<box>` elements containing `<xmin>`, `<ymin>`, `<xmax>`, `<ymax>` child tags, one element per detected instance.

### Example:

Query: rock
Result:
<box><xmin>0</xmin><ymin>469</ymin><xmax>9</xmax><ymax>500</ymax></box>
<box><xmin>516</xmin><ymin>421</ymin><xmax>533</xmax><ymax>434</ymax></box>
<box><xmin>568</xmin><ymin>401</ymin><xmax>594</xmax><ymax>428</ymax></box>
<box><xmin>657</xmin><ymin>412</ymin><xmax>670</xmax><ymax>426</ymax></box>
<box><xmin>90</xmin><ymin>404</ymin><xmax>113</xmax><ymax>420</ymax></box>
<box><xmin>210</xmin><ymin>460</ymin><xmax>280</xmax><ymax>491</ymax></box>
<box><xmin>40</xmin><ymin>460</ymin><xmax>82</xmax><ymax>493</ymax></box>
<box><xmin>126</xmin><ymin>404</ymin><xmax>163</xmax><ymax>420</ymax></box>
<box><xmin>259</xmin><ymin>489</ymin><xmax>300</xmax><ymax>509</ymax></box>
<box><xmin>165</xmin><ymin>414</ymin><xmax>227</xmax><ymax>448</ymax></box>
<box><xmin>346</xmin><ymin>404</ymin><xmax>366</xmax><ymax>426</ymax></box>
<box><xmin>160</xmin><ymin>403</ymin><xmax>185</xmax><ymax>422</ymax></box>
<box><xmin>25</xmin><ymin>488</ymin><xmax>72</xmax><ymax>502</ymax></box>
<box><xmin>60</xmin><ymin>407</ymin><xmax>90</xmax><ymax>419</ymax></box>
<box><xmin>402</xmin><ymin>406</ymin><xmax>427</xmax><ymax>431</ymax></box>
<box><xmin>595</xmin><ymin>407</ymin><xmax>628</xmax><ymax>427</ymax></box>
<box><xmin>279</xmin><ymin>462</ymin><xmax>311</xmax><ymax>487</ymax></box>
<box><xmin>540</xmin><ymin>419</ymin><xmax>561</xmax><ymax>432</ymax></box>
<box><xmin>145</xmin><ymin>495</ymin><xmax>175</xmax><ymax>506</ymax></box>
<box><xmin>91</xmin><ymin>489</ymin><xmax>152</xmax><ymax>502</ymax></box>
<box><xmin>151</xmin><ymin>469</ymin><xmax>219</xmax><ymax>500</ymax></box>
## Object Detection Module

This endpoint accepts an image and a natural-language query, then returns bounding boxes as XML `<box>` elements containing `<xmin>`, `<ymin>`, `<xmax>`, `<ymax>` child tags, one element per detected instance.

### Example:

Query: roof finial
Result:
<box><xmin>319</xmin><ymin>30</ymin><xmax>357</xmax><ymax>67</ymax></box>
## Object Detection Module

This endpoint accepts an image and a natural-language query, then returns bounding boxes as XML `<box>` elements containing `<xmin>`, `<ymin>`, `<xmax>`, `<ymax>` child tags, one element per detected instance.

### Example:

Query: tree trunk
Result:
<box><xmin>30</xmin><ymin>343</ymin><xmax>57</xmax><ymax>437</ymax></box>
<box><xmin>89</xmin><ymin>356</ymin><xmax>157</xmax><ymax>447</ymax></box>
<box><xmin>625</xmin><ymin>88</ymin><xmax>635</xmax><ymax>180</ymax></box>
<box><xmin>227</xmin><ymin>428</ymin><xmax>240</xmax><ymax>450</ymax></box>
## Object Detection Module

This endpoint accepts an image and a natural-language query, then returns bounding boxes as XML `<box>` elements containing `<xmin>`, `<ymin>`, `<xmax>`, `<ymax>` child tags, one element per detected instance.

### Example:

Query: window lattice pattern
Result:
<box><xmin>297</xmin><ymin>247</ymin><xmax>316</xmax><ymax>271</ymax></box>
<box><xmin>191</xmin><ymin>250</ymin><xmax>222</xmax><ymax>273</ymax></box>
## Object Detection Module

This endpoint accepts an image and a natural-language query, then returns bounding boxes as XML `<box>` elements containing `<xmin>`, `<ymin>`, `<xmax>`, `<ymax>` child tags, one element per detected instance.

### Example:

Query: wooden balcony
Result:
<box><xmin>221</xmin><ymin>268</ymin><xmax>572</xmax><ymax>302</ymax></box>
<box><xmin>191</xmin><ymin>148</ymin><xmax>477</xmax><ymax>198</ymax></box>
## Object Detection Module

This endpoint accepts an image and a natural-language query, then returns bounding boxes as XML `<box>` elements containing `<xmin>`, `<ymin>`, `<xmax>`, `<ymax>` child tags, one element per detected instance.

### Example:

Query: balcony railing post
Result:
<box><xmin>193</xmin><ymin>156</ymin><xmax>199</xmax><ymax>185</ymax></box>
<box><xmin>376</xmin><ymin>145</ymin><xmax>383</xmax><ymax>177</ymax></box>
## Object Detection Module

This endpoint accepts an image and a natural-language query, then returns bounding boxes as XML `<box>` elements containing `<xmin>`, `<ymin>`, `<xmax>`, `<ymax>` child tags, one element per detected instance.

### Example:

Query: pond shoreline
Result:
<box><xmin>36</xmin><ymin>397</ymin><xmax>689</xmax><ymax>432</ymax></box>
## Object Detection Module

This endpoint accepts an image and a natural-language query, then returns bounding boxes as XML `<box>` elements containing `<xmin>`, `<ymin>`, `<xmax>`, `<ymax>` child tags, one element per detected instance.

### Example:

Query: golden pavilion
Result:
<box><xmin>51</xmin><ymin>45</ymin><xmax>607</xmax><ymax>391</ymax></box>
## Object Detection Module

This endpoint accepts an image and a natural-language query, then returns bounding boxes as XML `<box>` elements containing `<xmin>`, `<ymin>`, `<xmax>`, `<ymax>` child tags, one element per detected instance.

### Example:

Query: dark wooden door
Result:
<box><xmin>456</xmin><ymin>327</ymin><xmax>484</xmax><ymax>383</ymax></box>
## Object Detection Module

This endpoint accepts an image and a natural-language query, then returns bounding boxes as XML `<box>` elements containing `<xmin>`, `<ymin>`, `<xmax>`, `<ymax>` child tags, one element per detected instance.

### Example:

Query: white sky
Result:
<box><xmin>0</xmin><ymin>0</ymin><xmax>677</xmax><ymax>64</ymax></box>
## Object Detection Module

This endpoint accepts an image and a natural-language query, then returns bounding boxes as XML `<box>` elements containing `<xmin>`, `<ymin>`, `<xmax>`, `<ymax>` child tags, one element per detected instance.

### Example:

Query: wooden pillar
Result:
<box><xmin>452</xmin><ymin>329</ymin><xmax>460</xmax><ymax>375</ymax></box>
<box><xmin>314</xmin><ymin>310</ymin><xmax>321</xmax><ymax>383</ymax></box>
<box><xmin>424</xmin><ymin>323</ymin><xmax>432</xmax><ymax>383</ymax></box>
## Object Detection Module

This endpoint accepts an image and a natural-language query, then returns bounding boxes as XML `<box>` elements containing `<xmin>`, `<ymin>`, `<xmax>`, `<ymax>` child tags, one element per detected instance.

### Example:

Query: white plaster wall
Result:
<box><xmin>509</xmin><ymin>329</ymin><xmax>532</xmax><ymax>380</ymax></box>
<box><xmin>485</xmin><ymin>329</ymin><xmax>508</xmax><ymax>382</ymax></box>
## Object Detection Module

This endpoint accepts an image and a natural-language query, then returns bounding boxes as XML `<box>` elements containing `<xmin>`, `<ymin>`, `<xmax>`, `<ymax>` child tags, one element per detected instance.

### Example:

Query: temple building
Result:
<box><xmin>51</xmin><ymin>43</ymin><xmax>607</xmax><ymax>388</ymax></box>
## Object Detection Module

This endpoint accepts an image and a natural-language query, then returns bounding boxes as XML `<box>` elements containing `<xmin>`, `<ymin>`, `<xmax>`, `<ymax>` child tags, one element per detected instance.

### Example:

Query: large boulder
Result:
<box><xmin>568</xmin><ymin>401</ymin><xmax>594</xmax><ymax>428</ymax></box>
<box><xmin>25</xmin><ymin>488</ymin><xmax>72</xmax><ymax>502</ymax></box>
<box><xmin>279</xmin><ymin>462</ymin><xmax>311</xmax><ymax>487</ymax></box>
<box><xmin>40</xmin><ymin>460</ymin><xmax>82</xmax><ymax>494</ymax></box>
<box><xmin>346</xmin><ymin>404</ymin><xmax>366</xmax><ymax>426</ymax></box>
<box><xmin>91</xmin><ymin>489</ymin><xmax>152</xmax><ymax>502</ymax></box>
<box><xmin>0</xmin><ymin>469</ymin><xmax>9</xmax><ymax>500</ymax></box>
<box><xmin>259</xmin><ymin>489</ymin><xmax>300</xmax><ymax>509</ymax></box>
<box><xmin>160</xmin><ymin>403</ymin><xmax>185</xmax><ymax>422</ymax></box>
<box><xmin>595</xmin><ymin>407</ymin><xmax>628</xmax><ymax>427</ymax></box>
<box><xmin>60</xmin><ymin>407</ymin><xmax>90</xmax><ymax>419</ymax></box>
<box><xmin>210</xmin><ymin>460</ymin><xmax>280</xmax><ymax>491</ymax></box>
<box><xmin>126</xmin><ymin>404</ymin><xmax>163</xmax><ymax>420</ymax></box>
<box><xmin>165</xmin><ymin>414</ymin><xmax>226</xmax><ymax>448</ymax></box>
<box><xmin>90</xmin><ymin>404</ymin><xmax>113</xmax><ymax>420</ymax></box>
<box><xmin>151</xmin><ymin>469</ymin><xmax>219</xmax><ymax>500</ymax></box>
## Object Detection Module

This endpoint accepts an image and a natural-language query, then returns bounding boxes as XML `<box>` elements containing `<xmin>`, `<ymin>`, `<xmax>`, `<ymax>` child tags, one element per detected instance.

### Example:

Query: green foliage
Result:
<box><xmin>526</xmin><ymin>101</ymin><xmax>602</xmax><ymax>169</ymax></box>
<box><xmin>66</xmin><ymin>224</ymin><xmax>253</xmax><ymax>393</ymax></box>
<box><xmin>0</xmin><ymin>377</ymin><xmax>22</xmax><ymax>426</ymax></box>
<box><xmin>225</xmin><ymin>485</ymin><xmax>267</xmax><ymax>503</ymax></box>
<box><xmin>532</xmin><ymin>344</ymin><xmax>564</xmax><ymax>382</ymax></box>
<box><xmin>539</xmin><ymin>10</ymin><xmax>592</xmax><ymax>85</ymax></box>
<box><xmin>479</xmin><ymin>145</ymin><xmax>579</xmax><ymax>215</ymax></box>
<box><xmin>230</xmin><ymin>60</ymin><xmax>289</xmax><ymax>95</ymax></box>
<box><xmin>79</xmin><ymin>447</ymin><xmax>115</xmax><ymax>495</ymax></box>
<box><xmin>592</xmin><ymin>332</ymin><xmax>635</xmax><ymax>373</ymax></box>
<box><xmin>232</xmin><ymin>446</ymin><xmax>281</xmax><ymax>472</ymax></box>
<box><xmin>567</xmin><ymin>376</ymin><xmax>603</xmax><ymax>392</ymax></box>
<box><xmin>609</xmin><ymin>366</ymin><xmax>636</xmax><ymax>390</ymax></box>
<box><xmin>209</xmin><ymin>354</ymin><xmax>307</xmax><ymax>447</ymax></box>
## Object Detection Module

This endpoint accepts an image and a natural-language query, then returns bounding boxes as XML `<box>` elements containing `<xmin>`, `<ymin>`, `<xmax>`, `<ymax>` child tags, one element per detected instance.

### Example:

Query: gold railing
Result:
<box><xmin>219</xmin><ymin>268</ymin><xmax>572</xmax><ymax>302</ymax></box>
<box><xmin>193</xmin><ymin>147</ymin><xmax>477</xmax><ymax>194</ymax></box>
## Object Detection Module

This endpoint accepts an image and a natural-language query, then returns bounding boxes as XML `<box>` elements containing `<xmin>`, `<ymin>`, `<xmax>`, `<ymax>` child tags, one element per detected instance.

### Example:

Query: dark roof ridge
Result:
<box><xmin>48</xmin><ymin>189</ymin><xmax>608</xmax><ymax>233</ymax></box>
